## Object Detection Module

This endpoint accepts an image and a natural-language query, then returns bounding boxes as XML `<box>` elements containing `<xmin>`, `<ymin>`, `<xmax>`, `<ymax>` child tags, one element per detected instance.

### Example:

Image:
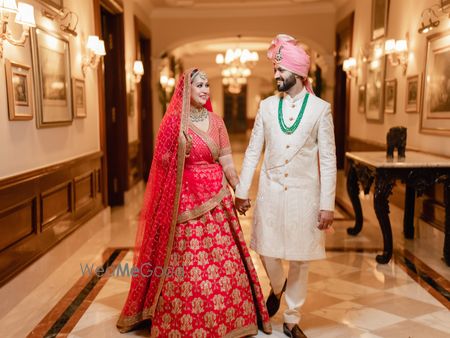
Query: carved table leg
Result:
<box><xmin>403</xmin><ymin>185</ymin><xmax>415</xmax><ymax>239</ymax></box>
<box><xmin>346</xmin><ymin>164</ymin><xmax>364</xmax><ymax>236</ymax></box>
<box><xmin>444</xmin><ymin>178</ymin><xmax>450</xmax><ymax>266</ymax></box>
<box><xmin>373</xmin><ymin>172</ymin><xmax>395</xmax><ymax>264</ymax></box>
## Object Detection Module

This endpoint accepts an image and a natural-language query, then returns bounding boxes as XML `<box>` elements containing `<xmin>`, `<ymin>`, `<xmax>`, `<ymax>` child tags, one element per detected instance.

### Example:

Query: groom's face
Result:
<box><xmin>274</xmin><ymin>66</ymin><xmax>297</xmax><ymax>92</ymax></box>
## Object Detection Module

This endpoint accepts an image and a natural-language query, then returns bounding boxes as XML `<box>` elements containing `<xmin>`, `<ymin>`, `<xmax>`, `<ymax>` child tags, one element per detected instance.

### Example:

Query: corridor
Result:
<box><xmin>0</xmin><ymin>135</ymin><xmax>449</xmax><ymax>338</ymax></box>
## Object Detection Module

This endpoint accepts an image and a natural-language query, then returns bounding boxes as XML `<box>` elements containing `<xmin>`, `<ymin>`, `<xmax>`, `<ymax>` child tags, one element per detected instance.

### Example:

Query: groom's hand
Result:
<box><xmin>317</xmin><ymin>210</ymin><xmax>334</xmax><ymax>230</ymax></box>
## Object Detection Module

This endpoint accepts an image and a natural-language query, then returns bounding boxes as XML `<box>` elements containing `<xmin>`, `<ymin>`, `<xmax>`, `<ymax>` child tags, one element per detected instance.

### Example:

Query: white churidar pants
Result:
<box><xmin>261</xmin><ymin>256</ymin><xmax>309</xmax><ymax>324</ymax></box>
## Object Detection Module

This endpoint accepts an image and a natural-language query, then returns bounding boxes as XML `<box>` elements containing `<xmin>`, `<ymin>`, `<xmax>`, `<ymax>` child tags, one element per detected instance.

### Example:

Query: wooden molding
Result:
<box><xmin>0</xmin><ymin>152</ymin><xmax>103</xmax><ymax>189</ymax></box>
<box><xmin>0</xmin><ymin>152</ymin><xmax>104</xmax><ymax>286</ymax></box>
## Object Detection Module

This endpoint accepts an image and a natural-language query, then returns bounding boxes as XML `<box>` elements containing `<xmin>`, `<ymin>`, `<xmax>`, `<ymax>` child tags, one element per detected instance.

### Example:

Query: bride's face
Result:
<box><xmin>190</xmin><ymin>73</ymin><xmax>210</xmax><ymax>107</ymax></box>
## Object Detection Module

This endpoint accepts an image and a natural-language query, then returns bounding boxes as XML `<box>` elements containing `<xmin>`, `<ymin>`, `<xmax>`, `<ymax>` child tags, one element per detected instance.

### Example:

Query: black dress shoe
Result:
<box><xmin>266</xmin><ymin>279</ymin><xmax>287</xmax><ymax>317</ymax></box>
<box><xmin>283</xmin><ymin>323</ymin><xmax>307</xmax><ymax>338</ymax></box>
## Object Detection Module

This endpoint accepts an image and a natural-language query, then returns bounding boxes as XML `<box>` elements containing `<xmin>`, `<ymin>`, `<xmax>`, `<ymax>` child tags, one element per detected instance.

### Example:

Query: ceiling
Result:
<box><xmin>149</xmin><ymin>0</ymin><xmax>348</xmax><ymax>9</ymax></box>
<box><xmin>141</xmin><ymin>0</ymin><xmax>346</xmax><ymax>82</ymax></box>
<box><xmin>172</xmin><ymin>37</ymin><xmax>271</xmax><ymax>57</ymax></box>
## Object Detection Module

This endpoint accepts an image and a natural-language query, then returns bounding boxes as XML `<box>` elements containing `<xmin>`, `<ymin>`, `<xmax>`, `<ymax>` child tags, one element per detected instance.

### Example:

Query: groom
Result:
<box><xmin>235</xmin><ymin>34</ymin><xmax>336</xmax><ymax>338</ymax></box>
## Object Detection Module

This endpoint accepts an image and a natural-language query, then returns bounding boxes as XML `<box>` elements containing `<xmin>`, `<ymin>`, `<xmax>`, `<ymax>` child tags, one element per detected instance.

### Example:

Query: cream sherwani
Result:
<box><xmin>236</xmin><ymin>88</ymin><xmax>337</xmax><ymax>260</ymax></box>
<box><xmin>235</xmin><ymin>88</ymin><xmax>336</xmax><ymax>324</ymax></box>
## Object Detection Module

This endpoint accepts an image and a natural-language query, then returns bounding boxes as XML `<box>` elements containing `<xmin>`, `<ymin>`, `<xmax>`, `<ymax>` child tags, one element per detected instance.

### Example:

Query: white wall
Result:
<box><xmin>246</xmin><ymin>77</ymin><xmax>262</xmax><ymax>120</ymax></box>
<box><xmin>349</xmin><ymin>0</ymin><xmax>450</xmax><ymax>156</ymax></box>
<box><xmin>0</xmin><ymin>0</ymin><xmax>100</xmax><ymax>179</ymax></box>
<box><xmin>124</xmin><ymin>1</ymin><xmax>153</xmax><ymax>144</ymax></box>
<box><xmin>124</xmin><ymin>1</ymin><xmax>137</xmax><ymax>143</ymax></box>
<box><xmin>209</xmin><ymin>77</ymin><xmax>224</xmax><ymax>117</ymax></box>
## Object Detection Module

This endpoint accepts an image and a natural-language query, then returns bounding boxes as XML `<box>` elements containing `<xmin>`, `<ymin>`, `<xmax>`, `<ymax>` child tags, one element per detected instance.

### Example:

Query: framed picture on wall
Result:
<box><xmin>358</xmin><ymin>84</ymin><xmax>366</xmax><ymax>114</ymax></box>
<box><xmin>39</xmin><ymin>0</ymin><xmax>63</xmax><ymax>12</ymax></box>
<box><xmin>371</xmin><ymin>0</ymin><xmax>390</xmax><ymax>40</ymax></box>
<box><xmin>127</xmin><ymin>88</ymin><xmax>135</xmax><ymax>117</ymax></box>
<box><xmin>72</xmin><ymin>78</ymin><xmax>86</xmax><ymax>118</ymax></box>
<box><xmin>365</xmin><ymin>44</ymin><xmax>386</xmax><ymax>122</ymax></box>
<box><xmin>420</xmin><ymin>31</ymin><xmax>450</xmax><ymax>135</ymax></box>
<box><xmin>406</xmin><ymin>75</ymin><xmax>420</xmax><ymax>113</ymax></box>
<box><xmin>5</xmin><ymin>59</ymin><xmax>34</xmax><ymax>120</ymax></box>
<box><xmin>384</xmin><ymin>79</ymin><xmax>396</xmax><ymax>114</ymax></box>
<box><xmin>31</xmin><ymin>27</ymin><xmax>73</xmax><ymax>128</ymax></box>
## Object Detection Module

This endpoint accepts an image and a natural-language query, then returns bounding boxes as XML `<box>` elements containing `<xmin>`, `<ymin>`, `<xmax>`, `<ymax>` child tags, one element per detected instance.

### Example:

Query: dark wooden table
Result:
<box><xmin>345</xmin><ymin>151</ymin><xmax>450</xmax><ymax>266</ymax></box>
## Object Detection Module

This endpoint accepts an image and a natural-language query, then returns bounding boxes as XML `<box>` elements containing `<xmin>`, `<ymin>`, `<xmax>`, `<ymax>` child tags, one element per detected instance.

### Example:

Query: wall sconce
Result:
<box><xmin>160</xmin><ymin>74</ymin><xmax>175</xmax><ymax>92</ymax></box>
<box><xmin>384</xmin><ymin>37</ymin><xmax>408</xmax><ymax>74</ymax></box>
<box><xmin>41</xmin><ymin>7</ymin><xmax>78</xmax><ymax>37</ymax></box>
<box><xmin>370</xmin><ymin>59</ymin><xmax>381</xmax><ymax>70</ymax></box>
<box><xmin>343</xmin><ymin>57</ymin><xmax>357</xmax><ymax>79</ymax></box>
<box><xmin>82</xmin><ymin>35</ymin><xmax>106</xmax><ymax>76</ymax></box>
<box><xmin>133</xmin><ymin>60</ymin><xmax>144</xmax><ymax>83</ymax></box>
<box><xmin>418</xmin><ymin>7</ymin><xmax>440</xmax><ymax>34</ymax></box>
<box><xmin>0</xmin><ymin>1</ymin><xmax>36</xmax><ymax>58</ymax></box>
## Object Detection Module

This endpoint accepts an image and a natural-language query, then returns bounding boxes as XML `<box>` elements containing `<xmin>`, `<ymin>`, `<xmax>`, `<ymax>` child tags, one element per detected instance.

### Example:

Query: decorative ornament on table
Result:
<box><xmin>386</xmin><ymin>126</ymin><xmax>407</xmax><ymax>161</ymax></box>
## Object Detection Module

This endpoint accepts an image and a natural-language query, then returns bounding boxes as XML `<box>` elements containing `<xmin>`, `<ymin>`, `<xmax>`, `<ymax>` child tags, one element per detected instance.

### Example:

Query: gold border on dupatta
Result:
<box><xmin>148</xmin><ymin>71</ymin><xmax>192</xmax><ymax>320</ymax></box>
<box><xmin>116</xmin><ymin>74</ymin><xmax>192</xmax><ymax>332</ymax></box>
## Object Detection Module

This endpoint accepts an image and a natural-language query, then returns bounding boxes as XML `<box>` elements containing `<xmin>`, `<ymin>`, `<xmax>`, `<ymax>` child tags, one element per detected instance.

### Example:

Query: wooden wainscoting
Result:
<box><xmin>347</xmin><ymin>136</ymin><xmax>385</xmax><ymax>152</ymax></box>
<box><xmin>0</xmin><ymin>152</ymin><xmax>105</xmax><ymax>286</ymax></box>
<box><xmin>128</xmin><ymin>140</ymin><xmax>142</xmax><ymax>188</ymax></box>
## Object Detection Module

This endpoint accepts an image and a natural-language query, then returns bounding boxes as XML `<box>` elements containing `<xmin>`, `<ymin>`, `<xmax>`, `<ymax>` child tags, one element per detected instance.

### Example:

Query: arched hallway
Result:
<box><xmin>1</xmin><ymin>135</ymin><xmax>449</xmax><ymax>338</ymax></box>
<box><xmin>1</xmin><ymin>0</ymin><xmax>450</xmax><ymax>337</ymax></box>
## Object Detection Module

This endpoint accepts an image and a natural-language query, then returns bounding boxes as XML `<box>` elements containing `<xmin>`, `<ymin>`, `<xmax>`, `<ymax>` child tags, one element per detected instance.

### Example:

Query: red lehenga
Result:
<box><xmin>116</xmin><ymin>70</ymin><xmax>272</xmax><ymax>337</ymax></box>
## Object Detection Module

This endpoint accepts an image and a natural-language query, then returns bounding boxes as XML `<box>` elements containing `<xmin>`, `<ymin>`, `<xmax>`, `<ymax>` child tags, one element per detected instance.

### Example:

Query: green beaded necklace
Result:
<box><xmin>278</xmin><ymin>93</ymin><xmax>310</xmax><ymax>135</ymax></box>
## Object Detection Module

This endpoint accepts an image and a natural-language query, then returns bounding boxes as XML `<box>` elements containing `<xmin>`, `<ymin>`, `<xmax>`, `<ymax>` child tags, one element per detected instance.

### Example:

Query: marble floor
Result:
<box><xmin>0</xmin><ymin>134</ymin><xmax>449</xmax><ymax>338</ymax></box>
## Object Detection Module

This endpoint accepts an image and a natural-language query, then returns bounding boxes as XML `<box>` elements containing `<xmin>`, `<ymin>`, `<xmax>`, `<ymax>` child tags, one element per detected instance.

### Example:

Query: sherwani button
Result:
<box><xmin>284</xmin><ymin>187</ymin><xmax>288</xmax><ymax>191</ymax></box>
<box><xmin>285</xmin><ymin>173</ymin><xmax>288</xmax><ymax>177</ymax></box>
<box><xmin>289</xmin><ymin>117</ymin><xmax>294</xmax><ymax>121</ymax></box>
<box><xmin>285</xmin><ymin>160</ymin><xmax>289</xmax><ymax>164</ymax></box>
<box><xmin>286</xmin><ymin>145</ymin><xmax>290</xmax><ymax>149</ymax></box>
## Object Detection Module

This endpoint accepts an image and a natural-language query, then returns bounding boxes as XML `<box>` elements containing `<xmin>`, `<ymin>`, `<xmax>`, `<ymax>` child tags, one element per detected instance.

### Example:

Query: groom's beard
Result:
<box><xmin>276</xmin><ymin>72</ymin><xmax>297</xmax><ymax>92</ymax></box>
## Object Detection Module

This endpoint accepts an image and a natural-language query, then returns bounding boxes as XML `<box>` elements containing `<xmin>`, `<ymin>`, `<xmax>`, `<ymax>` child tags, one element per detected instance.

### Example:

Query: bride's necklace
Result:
<box><xmin>190</xmin><ymin>107</ymin><xmax>208</xmax><ymax>122</ymax></box>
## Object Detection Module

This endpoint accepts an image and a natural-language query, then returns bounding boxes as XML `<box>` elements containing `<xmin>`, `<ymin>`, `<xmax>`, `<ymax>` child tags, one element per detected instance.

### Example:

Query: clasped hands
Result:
<box><xmin>235</xmin><ymin>197</ymin><xmax>251</xmax><ymax>216</ymax></box>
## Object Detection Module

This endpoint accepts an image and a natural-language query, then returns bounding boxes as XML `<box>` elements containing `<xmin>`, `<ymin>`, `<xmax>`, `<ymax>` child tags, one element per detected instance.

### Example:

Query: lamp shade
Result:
<box><xmin>384</xmin><ymin>39</ymin><xmax>395</xmax><ymax>54</ymax></box>
<box><xmin>395</xmin><ymin>40</ymin><xmax>407</xmax><ymax>52</ymax></box>
<box><xmin>215</xmin><ymin>54</ymin><xmax>224</xmax><ymax>64</ymax></box>
<box><xmin>167</xmin><ymin>77</ymin><xmax>175</xmax><ymax>87</ymax></box>
<box><xmin>95</xmin><ymin>40</ymin><xmax>106</xmax><ymax>56</ymax></box>
<box><xmin>133</xmin><ymin>60</ymin><xmax>144</xmax><ymax>75</ymax></box>
<box><xmin>86</xmin><ymin>35</ymin><xmax>99</xmax><ymax>51</ymax></box>
<box><xmin>0</xmin><ymin>0</ymin><xmax>18</xmax><ymax>13</ymax></box>
<box><xmin>343</xmin><ymin>57</ymin><xmax>356</xmax><ymax>71</ymax></box>
<box><xmin>160</xmin><ymin>74</ymin><xmax>168</xmax><ymax>86</ymax></box>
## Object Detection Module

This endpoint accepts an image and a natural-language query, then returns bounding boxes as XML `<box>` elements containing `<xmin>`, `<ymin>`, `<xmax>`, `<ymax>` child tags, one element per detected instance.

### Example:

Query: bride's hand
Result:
<box><xmin>183</xmin><ymin>131</ymin><xmax>193</xmax><ymax>156</ymax></box>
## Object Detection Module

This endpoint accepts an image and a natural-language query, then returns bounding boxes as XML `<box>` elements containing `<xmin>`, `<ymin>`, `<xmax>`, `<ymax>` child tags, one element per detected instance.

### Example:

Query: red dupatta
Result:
<box><xmin>116</xmin><ymin>70</ymin><xmax>195</xmax><ymax>332</ymax></box>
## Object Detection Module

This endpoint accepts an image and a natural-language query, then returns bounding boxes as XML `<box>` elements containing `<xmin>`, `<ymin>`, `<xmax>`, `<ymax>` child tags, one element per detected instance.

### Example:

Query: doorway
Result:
<box><xmin>135</xmin><ymin>18</ymin><xmax>153</xmax><ymax>182</ymax></box>
<box><xmin>334</xmin><ymin>13</ymin><xmax>354</xmax><ymax>169</ymax></box>
<box><xmin>100</xmin><ymin>7</ymin><xmax>128</xmax><ymax>206</ymax></box>
<box><xmin>223</xmin><ymin>85</ymin><xmax>247</xmax><ymax>133</ymax></box>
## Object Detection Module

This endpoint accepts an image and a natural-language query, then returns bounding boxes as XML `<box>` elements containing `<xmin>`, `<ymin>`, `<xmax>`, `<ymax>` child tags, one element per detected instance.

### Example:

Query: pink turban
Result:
<box><xmin>267</xmin><ymin>34</ymin><xmax>314</xmax><ymax>94</ymax></box>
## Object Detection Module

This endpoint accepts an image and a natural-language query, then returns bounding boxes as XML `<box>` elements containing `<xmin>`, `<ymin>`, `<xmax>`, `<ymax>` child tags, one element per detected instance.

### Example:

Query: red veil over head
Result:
<box><xmin>117</xmin><ymin>70</ymin><xmax>196</xmax><ymax>332</ymax></box>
